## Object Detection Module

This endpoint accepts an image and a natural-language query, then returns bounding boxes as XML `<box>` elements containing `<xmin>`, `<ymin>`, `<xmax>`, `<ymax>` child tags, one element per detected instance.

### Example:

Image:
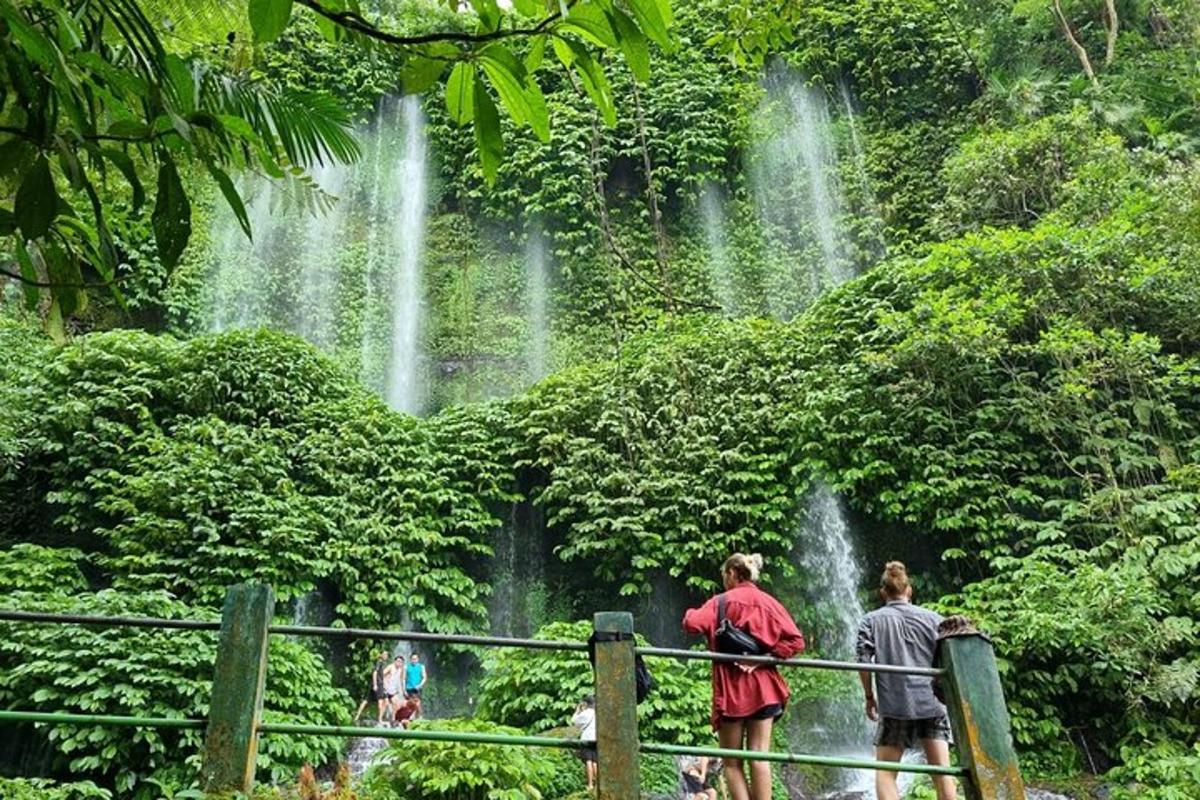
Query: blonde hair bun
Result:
<box><xmin>723</xmin><ymin>552</ymin><xmax>764</xmax><ymax>583</ymax></box>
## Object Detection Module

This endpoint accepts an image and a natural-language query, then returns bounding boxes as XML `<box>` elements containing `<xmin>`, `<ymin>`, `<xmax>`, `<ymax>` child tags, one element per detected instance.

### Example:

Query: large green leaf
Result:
<box><xmin>207</xmin><ymin>163</ymin><xmax>252</xmax><ymax>239</ymax></box>
<box><xmin>15</xmin><ymin>155</ymin><xmax>58</xmax><ymax>239</ymax></box>
<box><xmin>472</xmin><ymin>82</ymin><xmax>504</xmax><ymax>185</ymax></box>
<box><xmin>402</xmin><ymin>56</ymin><xmax>449</xmax><ymax>96</ymax></box>
<box><xmin>560</xmin><ymin>4</ymin><xmax>618</xmax><ymax>47</ymax></box>
<box><xmin>524</xmin><ymin>79</ymin><xmax>550</xmax><ymax>143</ymax></box>
<box><xmin>98</xmin><ymin>148</ymin><xmax>145</xmax><ymax>211</ymax></box>
<box><xmin>626</xmin><ymin>0</ymin><xmax>671</xmax><ymax>50</ymax></box>
<box><xmin>609</xmin><ymin>8</ymin><xmax>649</xmax><ymax>83</ymax></box>
<box><xmin>152</xmin><ymin>159</ymin><xmax>192</xmax><ymax>268</ymax></box>
<box><xmin>565</xmin><ymin>41</ymin><xmax>616</xmax><ymax>126</ymax></box>
<box><xmin>446</xmin><ymin>62</ymin><xmax>476</xmax><ymax>125</ymax></box>
<box><xmin>248</xmin><ymin>0</ymin><xmax>292</xmax><ymax>43</ymax></box>
<box><xmin>480</xmin><ymin>45</ymin><xmax>532</xmax><ymax>127</ymax></box>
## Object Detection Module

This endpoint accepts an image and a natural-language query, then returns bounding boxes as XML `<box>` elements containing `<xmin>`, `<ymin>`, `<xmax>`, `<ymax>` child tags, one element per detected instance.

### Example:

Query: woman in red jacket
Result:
<box><xmin>682</xmin><ymin>553</ymin><xmax>805</xmax><ymax>800</ymax></box>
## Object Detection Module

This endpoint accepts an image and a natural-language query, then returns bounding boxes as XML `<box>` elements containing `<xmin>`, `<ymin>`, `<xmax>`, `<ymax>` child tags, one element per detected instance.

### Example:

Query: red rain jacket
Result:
<box><xmin>682</xmin><ymin>581</ymin><xmax>806</xmax><ymax>729</ymax></box>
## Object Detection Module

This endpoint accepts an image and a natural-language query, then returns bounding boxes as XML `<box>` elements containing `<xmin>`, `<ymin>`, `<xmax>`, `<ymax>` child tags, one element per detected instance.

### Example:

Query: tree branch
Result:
<box><xmin>294</xmin><ymin>0</ymin><xmax>568</xmax><ymax>47</ymax></box>
<box><xmin>1052</xmin><ymin>0</ymin><xmax>1099</xmax><ymax>88</ymax></box>
<box><xmin>1103</xmin><ymin>0</ymin><xmax>1119</xmax><ymax>67</ymax></box>
<box><xmin>0</xmin><ymin>266</ymin><xmax>122</xmax><ymax>289</ymax></box>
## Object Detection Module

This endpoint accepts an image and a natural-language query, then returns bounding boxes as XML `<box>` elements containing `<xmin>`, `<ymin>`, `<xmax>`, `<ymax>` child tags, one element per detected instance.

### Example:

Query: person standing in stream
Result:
<box><xmin>682</xmin><ymin>553</ymin><xmax>806</xmax><ymax>800</ymax></box>
<box><xmin>404</xmin><ymin>652</ymin><xmax>427</xmax><ymax>719</ymax></box>
<box><xmin>856</xmin><ymin>561</ymin><xmax>956</xmax><ymax>800</ymax></box>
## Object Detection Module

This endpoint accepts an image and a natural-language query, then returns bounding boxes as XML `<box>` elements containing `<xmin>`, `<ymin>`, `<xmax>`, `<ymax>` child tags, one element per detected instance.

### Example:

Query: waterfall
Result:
<box><xmin>699</xmin><ymin>181</ymin><xmax>736</xmax><ymax>315</ymax></box>
<box><xmin>837</xmin><ymin>80</ymin><xmax>887</xmax><ymax>259</ymax></box>
<box><xmin>751</xmin><ymin>68</ymin><xmax>852</xmax><ymax>316</ymax></box>
<box><xmin>382</xmin><ymin>96</ymin><xmax>429</xmax><ymax>415</ymax></box>
<box><xmin>525</xmin><ymin>229</ymin><xmax>550</xmax><ymax>382</ymax></box>
<box><xmin>790</xmin><ymin>482</ymin><xmax>876</xmax><ymax>795</ymax></box>
<box><xmin>202</xmin><ymin>95</ymin><xmax>431</xmax><ymax>414</ymax></box>
<box><xmin>293</xmin><ymin>163</ymin><xmax>348</xmax><ymax>349</ymax></box>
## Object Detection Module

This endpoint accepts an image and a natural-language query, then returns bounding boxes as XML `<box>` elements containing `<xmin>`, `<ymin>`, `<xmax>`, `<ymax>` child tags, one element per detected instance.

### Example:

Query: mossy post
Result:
<box><xmin>593</xmin><ymin>611</ymin><xmax>640</xmax><ymax>800</ymax></box>
<box><xmin>937</xmin><ymin>632</ymin><xmax>1027</xmax><ymax>800</ymax></box>
<box><xmin>201</xmin><ymin>583</ymin><xmax>275</xmax><ymax>795</ymax></box>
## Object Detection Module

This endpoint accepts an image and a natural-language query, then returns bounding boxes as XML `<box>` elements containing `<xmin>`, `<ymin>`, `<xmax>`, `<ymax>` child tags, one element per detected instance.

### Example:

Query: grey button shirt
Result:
<box><xmin>855</xmin><ymin>600</ymin><xmax>946</xmax><ymax>720</ymax></box>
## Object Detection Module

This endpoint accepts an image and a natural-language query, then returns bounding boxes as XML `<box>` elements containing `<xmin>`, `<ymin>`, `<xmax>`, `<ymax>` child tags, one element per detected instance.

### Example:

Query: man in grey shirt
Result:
<box><xmin>856</xmin><ymin>561</ymin><xmax>956</xmax><ymax>800</ymax></box>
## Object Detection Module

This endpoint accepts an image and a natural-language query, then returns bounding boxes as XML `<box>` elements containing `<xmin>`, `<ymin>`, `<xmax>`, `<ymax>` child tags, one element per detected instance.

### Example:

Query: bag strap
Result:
<box><xmin>717</xmin><ymin>593</ymin><xmax>727</xmax><ymax>626</ymax></box>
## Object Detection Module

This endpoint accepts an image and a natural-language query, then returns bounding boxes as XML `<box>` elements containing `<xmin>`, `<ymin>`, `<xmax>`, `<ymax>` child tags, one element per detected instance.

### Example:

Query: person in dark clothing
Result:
<box><xmin>352</xmin><ymin>651</ymin><xmax>390</xmax><ymax>724</ymax></box>
<box><xmin>856</xmin><ymin>562</ymin><xmax>956</xmax><ymax>800</ymax></box>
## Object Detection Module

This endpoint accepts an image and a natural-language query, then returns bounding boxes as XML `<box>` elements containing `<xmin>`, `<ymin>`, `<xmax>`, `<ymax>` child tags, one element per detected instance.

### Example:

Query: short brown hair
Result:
<box><xmin>879</xmin><ymin>561</ymin><xmax>910</xmax><ymax>600</ymax></box>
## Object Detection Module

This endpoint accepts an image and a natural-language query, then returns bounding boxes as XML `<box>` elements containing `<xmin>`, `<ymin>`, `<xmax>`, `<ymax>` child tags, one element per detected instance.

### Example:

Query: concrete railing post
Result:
<box><xmin>201</xmin><ymin>583</ymin><xmax>275</xmax><ymax>795</ymax></box>
<box><xmin>593</xmin><ymin>611</ymin><xmax>640</xmax><ymax>800</ymax></box>
<box><xmin>937</xmin><ymin>632</ymin><xmax>1027</xmax><ymax>800</ymax></box>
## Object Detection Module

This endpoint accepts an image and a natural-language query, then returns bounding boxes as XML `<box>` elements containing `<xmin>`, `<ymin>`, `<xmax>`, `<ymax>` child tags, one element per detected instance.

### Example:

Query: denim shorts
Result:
<box><xmin>874</xmin><ymin>714</ymin><xmax>953</xmax><ymax>749</ymax></box>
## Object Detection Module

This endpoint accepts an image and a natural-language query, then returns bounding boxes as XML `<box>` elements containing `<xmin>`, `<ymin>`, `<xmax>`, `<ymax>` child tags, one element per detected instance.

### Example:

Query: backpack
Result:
<box><xmin>587</xmin><ymin>631</ymin><xmax>656</xmax><ymax>703</ymax></box>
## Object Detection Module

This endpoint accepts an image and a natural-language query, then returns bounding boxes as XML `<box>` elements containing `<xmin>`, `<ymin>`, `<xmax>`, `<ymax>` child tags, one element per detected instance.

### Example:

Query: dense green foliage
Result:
<box><xmin>3</xmin><ymin>0</ymin><xmax>1200</xmax><ymax>797</ymax></box>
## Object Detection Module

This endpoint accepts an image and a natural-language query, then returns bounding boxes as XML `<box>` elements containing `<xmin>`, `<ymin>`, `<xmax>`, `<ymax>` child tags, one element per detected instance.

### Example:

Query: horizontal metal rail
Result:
<box><xmin>638</xmin><ymin>646</ymin><xmax>944</xmax><ymax>677</ymax></box>
<box><xmin>0</xmin><ymin>710</ymin><xmax>206</xmax><ymax>730</ymax></box>
<box><xmin>640</xmin><ymin>742</ymin><xmax>967</xmax><ymax>777</ymax></box>
<box><xmin>0</xmin><ymin>610</ymin><xmax>942</xmax><ymax>675</ymax></box>
<box><xmin>268</xmin><ymin>624</ymin><xmax>588</xmax><ymax>652</ymax></box>
<box><xmin>0</xmin><ymin>610</ymin><xmax>587</xmax><ymax>653</ymax></box>
<box><xmin>0</xmin><ymin>610</ymin><xmax>220</xmax><ymax>631</ymax></box>
<box><xmin>258</xmin><ymin>721</ymin><xmax>586</xmax><ymax>749</ymax></box>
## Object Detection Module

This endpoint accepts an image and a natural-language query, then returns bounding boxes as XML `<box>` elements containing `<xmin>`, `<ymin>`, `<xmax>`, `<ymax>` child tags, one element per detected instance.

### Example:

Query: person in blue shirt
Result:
<box><xmin>404</xmin><ymin>652</ymin><xmax>427</xmax><ymax>719</ymax></box>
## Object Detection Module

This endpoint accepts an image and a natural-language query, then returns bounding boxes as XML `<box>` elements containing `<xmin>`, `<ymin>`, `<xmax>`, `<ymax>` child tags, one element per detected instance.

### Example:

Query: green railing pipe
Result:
<box><xmin>267</xmin><ymin>624</ymin><xmax>589</xmax><ymax>652</ymax></box>
<box><xmin>0</xmin><ymin>710</ymin><xmax>206</xmax><ymax>730</ymax></box>
<box><xmin>257</xmin><ymin>721</ymin><xmax>586</xmax><ymax>750</ymax></box>
<box><xmin>640</xmin><ymin>741</ymin><xmax>967</xmax><ymax>777</ymax></box>
<box><xmin>638</xmin><ymin>645</ymin><xmax>944</xmax><ymax>677</ymax></box>
<box><xmin>0</xmin><ymin>609</ymin><xmax>219</xmax><ymax>632</ymax></box>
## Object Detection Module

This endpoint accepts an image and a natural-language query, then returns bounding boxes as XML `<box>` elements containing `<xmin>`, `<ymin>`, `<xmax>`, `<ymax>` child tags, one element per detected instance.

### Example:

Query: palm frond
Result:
<box><xmin>199</xmin><ymin>70</ymin><xmax>363</xmax><ymax>167</ymax></box>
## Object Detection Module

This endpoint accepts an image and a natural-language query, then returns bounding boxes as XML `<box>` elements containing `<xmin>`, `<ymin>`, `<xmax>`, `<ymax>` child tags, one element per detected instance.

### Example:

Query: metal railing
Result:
<box><xmin>0</xmin><ymin>585</ymin><xmax>1027</xmax><ymax>800</ymax></box>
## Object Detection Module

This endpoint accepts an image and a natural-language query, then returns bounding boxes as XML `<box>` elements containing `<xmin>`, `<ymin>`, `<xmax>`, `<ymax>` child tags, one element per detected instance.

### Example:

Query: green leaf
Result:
<box><xmin>106</xmin><ymin>119</ymin><xmax>152</xmax><ymax>140</ymax></box>
<box><xmin>470</xmin><ymin>0</ymin><xmax>502</xmax><ymax>32</ymax></box>
<box><xmin>524</xmin><ymin>79</ymin><xmax>550</xmax><ymax>143</ymax></box>
<box><xmin>472</xmin><ymin>81</ymin><xmax>503</xmax><ymax>185</ymax></box>
<box><xmin>0</xmin><ymin>3</ymin><xmax>58</xmax><ymax>71</ymax></box>
<box><xmin>15</xmin><ymin>155</ymin><xmax>59</xmax><ymax>239</ymax></box>
<box><xmin>152</xmin><ymin>158</ymin><xmax>192</xmax><ymax>268</ymax></box>
<box><xmin>446</xmin><ymin>62</ymin><xmax>476</xmax><ymax>126</ymax></box>
<box><xmin>524</xmin><ymin>36</ymin><xmax>546</xmax><ymax>73</ymax></box>
<box><xmin>609</xmin><ymin>8</ymin><xmax>649</xmax><ymax>82</ymax></box>
<box><xmin>512</xmin><ymin>0</ymin><xmax>541</xmax><ymax>15</ymax></box>
<box><xmin>560</xmin><ymin>4</ymin><xmax>617</xmax><ymax>47</ymax></box>
<box><xmin>95</xmin><ymin>149</ymin><xmax>143</xmax><ymax>211</ymax></box>
<box><xmin>402</xmin><ymin>56</ymin><xmax>449</xmax><ymax>96</ymax></box>
<box><xmin>480</xmin><ymin>46</ymin><xmax>531</xmax><ymax>127</ymax></box>
<box><xmin>207</xmin><ymin>163</ymin><xmax>252</xmax><ymax>240</ymax></box>
<box><xmin>249</xmin><ymin>0</ymin><xmax>293</xmax><ymax>43</ymax></box>
<box><xmin>165</xmin><ymin>54</ymin><xmax>195</xmax><ymax>112</ymax></box>
<box><xmin>565</xmin><ymin>42</ymin><xmax>616</xmax><ymax>126</ymax></box>
<box><xmin>626</xmin><ymin>0</ymin><xmax>670</xmax><ymax>50</ymax></box>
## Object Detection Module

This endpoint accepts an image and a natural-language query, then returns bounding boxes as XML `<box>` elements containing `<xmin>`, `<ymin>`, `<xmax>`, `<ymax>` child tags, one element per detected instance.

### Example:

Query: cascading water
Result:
<box><xmin>525</xmin><ymin>228</ymin><xmax>550</xmax><ymax>382</ymax></box>
<box><xmin>836</xmin><ymin>81</ymin><xmax>887</xmax><ymax>260</ymax></box>
<box><xmin>699</xmin><ymin>181</ymin><xmax>737</xmax><ymax>315</ymax></box>
<box><xmin>750</xmin><ymin>68</ymin><xmax>853</xmax><ymax>316</ymax></box>
<box><xmin>790</xmin><ymin>482</ymin><xmax>876</xmax><ymax>796</ymax></box>
<box><xmin>381</xmin><ymin>96</ymin><xmax>429</xmax><ymax>415</ymax></box>
<box><xmin>202</xmin><ymin>95</ymin><xmax>431</xmax><ymax>414</ymax></box>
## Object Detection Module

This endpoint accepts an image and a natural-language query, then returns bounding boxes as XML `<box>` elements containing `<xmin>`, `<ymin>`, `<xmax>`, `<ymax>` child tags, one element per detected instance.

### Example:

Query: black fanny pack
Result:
<box><xmin>714</xmin><ymin>593</ymin><xmax>768</xmax><ymax>656</ymax></box>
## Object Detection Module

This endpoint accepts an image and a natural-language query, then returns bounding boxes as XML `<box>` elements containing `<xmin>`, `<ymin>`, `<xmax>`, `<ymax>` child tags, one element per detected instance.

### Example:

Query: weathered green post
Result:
<box><xmin>593</xmin><ymin>611</ymin><xmax>640</xmax><ymax>800</ymax></box>
<box><xmin>201</xmin><ymin>583</ymin><xmax>275</xmax><ymax>795</ymax></box>
<box><xmin>937</xmin><ymin>629</ymin><xmax>1027</xmax><ymax>800</ymax></box>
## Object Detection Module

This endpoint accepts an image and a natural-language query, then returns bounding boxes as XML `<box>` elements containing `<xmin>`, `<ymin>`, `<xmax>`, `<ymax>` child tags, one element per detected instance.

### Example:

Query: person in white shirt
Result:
<box><xmin>572</xmin><ymin>695</ymin><xmax>597</xmax><ymax>790</ymax></box>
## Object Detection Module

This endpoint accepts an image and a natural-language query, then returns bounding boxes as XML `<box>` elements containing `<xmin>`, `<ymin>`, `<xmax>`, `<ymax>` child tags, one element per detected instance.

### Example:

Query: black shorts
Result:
<box><xmin>406</xmin><ymin>687</ymin><xmax>421</xmax><ymax>697</ymax></box>
<box><xmin>578</xmin><ymin>745</ymin><xmax>597</xmax><ymax>763</ymax></box>
<box><xmin>874</xmin><ymin>714</ymin><xmax>953</xmax><ymax>749</ymax></box>
<box><xmin>368</xmin><ymin>686</ymin><xmax>385</xmax><ymax>702</ymax></box>
<box><xmin>722</xmin><ymin>702</ymin><xmax>784</xmax><ymax>722</ymax></box>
